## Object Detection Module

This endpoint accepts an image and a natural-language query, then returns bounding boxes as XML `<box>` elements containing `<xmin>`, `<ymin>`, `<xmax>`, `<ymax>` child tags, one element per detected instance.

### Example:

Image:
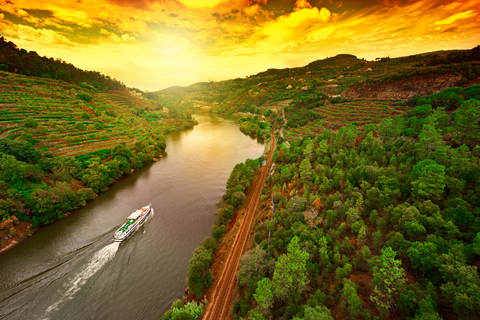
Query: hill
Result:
<box><xmin>0</xmin><ymin>64</ymin><xmax>196</xmax><ymax>252</ymax></box>
<box><xmin>149</xmin><ymin>46</ymin><xmax>479</xmax><ymax>116</ymax></box>
<box><xmin>161</xmin><ymin>47</ymin><xmax>480</xmax><ymax>320</ymax></box>
<box><xmin>0</xmin><ymin>36</ymin><xmax>125</xmax><ymax>91</ymax></box>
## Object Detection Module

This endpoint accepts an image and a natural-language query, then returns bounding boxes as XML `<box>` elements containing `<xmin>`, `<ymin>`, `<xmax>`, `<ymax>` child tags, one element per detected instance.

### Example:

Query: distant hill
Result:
<box><xmin>149</xmin><ymin>46</ymin><xmax>480</xmax><ymax>114</ymax></box>
<box><xmin>0</xmin><ymin>36</ymin><xmax>125</xmax><ymax>92</ymax></box>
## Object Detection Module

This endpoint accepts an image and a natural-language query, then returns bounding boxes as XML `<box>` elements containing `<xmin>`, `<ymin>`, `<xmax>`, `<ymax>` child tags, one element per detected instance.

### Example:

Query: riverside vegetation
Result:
<box><xmin>161</xmin><ymin>47</ymin><xmax>480</xmax><ymax>319</ymax></box>
<box><xmin>0</xmin><ymin>37</ymin><xmax>196</xmax><ymax>249</ymax></box>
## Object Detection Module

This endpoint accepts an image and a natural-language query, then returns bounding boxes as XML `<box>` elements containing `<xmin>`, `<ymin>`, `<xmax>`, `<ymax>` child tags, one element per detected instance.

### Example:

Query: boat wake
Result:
<box><xmin>44</xmin><ymin>242</ymin><xmax>120</xmax><ymax>317</ymax></box>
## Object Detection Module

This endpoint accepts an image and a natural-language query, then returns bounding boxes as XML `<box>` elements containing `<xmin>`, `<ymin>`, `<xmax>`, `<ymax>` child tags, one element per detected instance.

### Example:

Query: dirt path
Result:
<box><xmin>202</xmin><ymin>133</ymin><xmax>276</xmax><ymax>320</ymax></box>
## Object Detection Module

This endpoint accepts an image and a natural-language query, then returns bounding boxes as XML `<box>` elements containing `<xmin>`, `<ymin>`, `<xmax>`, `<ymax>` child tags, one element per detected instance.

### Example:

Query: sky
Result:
<box><xmin>0</xmin><ymin>0</ymin><xmax>479</xmax><ymax>91</ymax></box>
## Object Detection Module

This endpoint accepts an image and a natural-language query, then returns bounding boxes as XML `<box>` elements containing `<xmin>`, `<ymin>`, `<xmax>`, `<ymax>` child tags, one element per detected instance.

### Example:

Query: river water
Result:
<box><xmin>0</xmin><ymin>114</ymin><xmax>264</xmax><ymax>320</ymax></box>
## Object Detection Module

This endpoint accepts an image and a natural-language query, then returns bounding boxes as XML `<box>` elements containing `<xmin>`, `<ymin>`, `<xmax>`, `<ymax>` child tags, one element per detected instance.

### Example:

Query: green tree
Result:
<box><xmin>407</xmin><ymin>241</ymin><xmax>438</xmax><ymax>278</ymax></box>
<box><xmin>371</xmin><ymin>247</ymin><xmax>407</xmax><ymax>317</ymax></box>
<box><xmin>81</xmin><ymin>159</ymin><xmax>112</xmax><ymax>193</ymax></box>
<box><xmin>186</xmin><ymin>246</ymin><xmax>213</xmax><ymax>298</ymax></box>
<box><xmin>473</xmin><ymin>232</ymin><xmax>480</xmax><ymax>256</ymax></box>
<box><xmin>299</xmin><ymin>158</ymin><xmax>313</xmax><ymax>184</ymax></box>
<box><xmin>74</xmin><ymin>122</ymin><xmax>87</xmax><ymax>130</ymax></box>
<box><xmin>378</xmin><ymin>118</ymin><xmax>402</xmax><ymax>141</ymax></box>
<box><xmin>254</xmin><ymin>278</ymin><xmax>274</xmax><ymax>312</ymax></box>
<box><xmin>416</xmin><ymin>123</ymin><xmax>448</xmax><ymax>163</ymax></box>
<box><xmin>293</xmin><ymin>305</ymin><xmax>333</xmax><ymax>320</ymax></box>
<box><xmin>341</xmin><ymin>279</ymin><xmax>364</xmax><ymax>318</ymax></box>
<box><xmin>23</xmin><ymin>118</ymin><xmax>38</xmax><ymax>128</ymax></box>
<box><xmin>0</xmin><ymin>138</ymin><xmax>41</xmax><ymax>163</ymax></box>
<box><xmin>237</xmin><ymin>246</ymin><xmax>273</xmax><ymax>287</ymax></box>
<box><xmin>440</xmin><ymin>260</ymin><xmax>480</xmax><ymax>318</ymax></box>
<box><xmin>453</xmin><ymin>99</ymin><xmax>480</xmax><ymax>147</ymax></box>
<box><xmin>410</xmin><ymin>160</ymin><xmax>445</xmax><ymax>201</ymax></box>
<box><xmin>272</xmin><ymin>236</ymin><xmax>309</xmax><ymax>301</ymax></box>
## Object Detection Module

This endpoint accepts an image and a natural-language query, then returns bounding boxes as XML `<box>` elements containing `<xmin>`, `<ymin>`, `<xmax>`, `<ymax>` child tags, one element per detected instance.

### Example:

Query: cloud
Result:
<box><xmin>0</xmin><ymin>0</ymin><xmax>479</xmax><ymax>91</ymax></box>
<box><xmin>107</xmin><ymin>0</ymin><xmax>155</xmax><ymax>10</ymax></box>
<box><xmin>179</xmin><ymin>0</ymin><xmax>225</xmax><ymax>8</ymax></box>
<box><xmin>4</xmin><ymin>24</ymin><xmax>77</xmax><ymax>48</ymax></box>
<box><xmin>248</xmin><ymin>3</ymin><xmax>332</xmax><ymax>52</ymax></box>
<box><xmin>100</xmin><ymin>28</ymin><xmax>136</xmax><ymax>42</ymax></box>
<box><xmin>295</xmin><ymin>0</ymin><xmax>313</xmax><ymax>10</ymax></box>
<box><xmin>434</xmin><ymin>10</ymin><xmax>477</xmax><ymax>25</ymax></box>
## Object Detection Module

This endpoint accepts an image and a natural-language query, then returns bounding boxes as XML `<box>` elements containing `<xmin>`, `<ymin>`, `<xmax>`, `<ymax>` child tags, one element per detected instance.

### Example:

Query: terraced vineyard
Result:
<box><xmin>277</xmin><ymin>100</ymin><xmax>406</xmax><ymax>142</ymax></box>
<box><xmin>319</xmin><ymin>101</ymin><xmax>405</xmax><ymax>128</ymax></box>
<box><xmin>0</xmin><ymin>71</ymin><xmax>186</xmax><ymax>158</ymax></box>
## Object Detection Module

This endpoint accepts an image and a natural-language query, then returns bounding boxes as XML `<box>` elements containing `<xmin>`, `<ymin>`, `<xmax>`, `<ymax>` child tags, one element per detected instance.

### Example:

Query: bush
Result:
<box><xmin>77</xmin><ymin>93</ymin><xmax>92</xmax><ymax>102</ymax></box>
<box><xmin>23</xmin><ymin>118</ymin><xmax>38</xmax><ymax>128</ymax></box>
<box><xmin>186</xmin><ymin>246</ymin><xmax>214</xmax><ymax>297</ymax></box>
<box><xmin>212</xmin><ymin>225</ymin><xmax>227</xmax><ymax>240</ymax></box>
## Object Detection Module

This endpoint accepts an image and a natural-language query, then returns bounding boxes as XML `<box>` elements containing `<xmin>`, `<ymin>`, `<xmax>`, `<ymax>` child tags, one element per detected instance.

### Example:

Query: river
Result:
<box><xmin>0</xmin><ymin>114</ymin><xmax>264</xmax><ymax>320</ymax></box>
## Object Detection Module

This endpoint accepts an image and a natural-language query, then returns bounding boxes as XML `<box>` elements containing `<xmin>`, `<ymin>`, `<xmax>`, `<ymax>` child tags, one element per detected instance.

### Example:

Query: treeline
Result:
<box><xmin>0</xmin><ymin>138</ymin><xmax>166</xmax><ymax>236</ymax></box>
<box><xmin>229</xmin><ymin>85</ymin><xmax>480</xmax><ymax>319</ymax></box>
<box><xmin>423</xmin><ymin>45</ymin><xmax>480</xmax><ymax>67</ymax></box>
<box><xmin>361</xmin><ymin>46</ymin><xmax>480</xmax><ymax>87</ymax></box>
<box><xmin>0</xmin><ymin>36</ymin><xmax>125</xmax><ymax>91</ymax></box>
<box><xmin>161</xmin><ymin>157</ymin><xmax>264</xmax><ymax>319</ymax></box>
<box><xmin>365</xmin><ymin>62</ymin><xmax>480</xmax><ymax>87</ymax></box>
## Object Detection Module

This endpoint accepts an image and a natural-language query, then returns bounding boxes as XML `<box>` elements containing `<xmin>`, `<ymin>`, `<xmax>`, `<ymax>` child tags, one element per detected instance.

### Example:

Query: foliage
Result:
<box><xmin>161</xmin><ymin>300</ymin><xmax>204</xmax><ymax>320</ymax></box>
<box><xmin>222</xmin><ymin>83</ymin><xmax>480</xmax><ymax>319</ymax></box>
<box><xmin>186</xmin><ymin>245</ymin><xmax>214</xmax><ymax>298</ymax></box>
<box><xmin>271</xmin><ymin>236</ymin><xmax>309</xmax><ymax>301</ymax></box>
<box><xmin>254</xmin><ymin>278</ymin><xmax>274</xmax><ymax>312</ymax></box>
<box><xmin>370</xmin><ymin>247</ymin><xmax>407</xmax><ymax>315</ymax></box>
<box><xmin>0</xmin><ymin>48</ymin><xmax>194</xmax><ymax>233</ymax></box>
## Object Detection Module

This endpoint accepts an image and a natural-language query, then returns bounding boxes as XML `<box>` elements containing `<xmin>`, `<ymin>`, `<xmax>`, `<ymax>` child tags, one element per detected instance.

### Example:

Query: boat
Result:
<box><xmin>113</xmin><ymin>203</ymin><xmax>153</xmax><ymax>242</ymax></box>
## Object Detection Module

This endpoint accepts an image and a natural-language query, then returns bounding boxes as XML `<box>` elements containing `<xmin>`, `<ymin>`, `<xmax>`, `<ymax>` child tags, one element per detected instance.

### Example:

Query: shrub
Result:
<box><xmin>23</xmin><ymin>118</ymin><xmax>38</xmax><ymax>128</ymax></box>
<box><xmin>187</xmin><ymin>246</ymin><xmax>214</xmax><ymax>297</ymax></box>
<box><xmin>77</xmin><ymin>93</ymin><xmax>92</xmax><ymax>102</ymax></box>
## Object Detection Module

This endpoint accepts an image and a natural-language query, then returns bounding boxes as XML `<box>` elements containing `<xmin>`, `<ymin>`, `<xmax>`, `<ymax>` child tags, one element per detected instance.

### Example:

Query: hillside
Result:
<box><xmin>149</xmin><ymin>46</ymin><xmax>479</xmax><ymax>116</ymax></box>
<box><xmin>160</xmin><ymin>47</ymin><xmax>480</xmax><ymax>320</ymax></box>
<box><xmin>164</xmin><ymin>83</ymin><xmax>480</xmax><ymax>320</ymax></box>
<box><xmin>0</xmin><ymin>71</ymin><xmax>188</xmax><ymax>157</ymax></box>
<box><xmin>0</xmin><ymin>70</ymin><xmax>196</xmax><ymax>252</ymax></box>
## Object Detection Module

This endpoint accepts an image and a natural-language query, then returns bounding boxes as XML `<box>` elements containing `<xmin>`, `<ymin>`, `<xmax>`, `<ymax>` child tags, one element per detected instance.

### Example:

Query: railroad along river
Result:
<box><xmin>0</xmin><ymin>114</ymin><xmax>264</xmax><ymax>320</ymax></box>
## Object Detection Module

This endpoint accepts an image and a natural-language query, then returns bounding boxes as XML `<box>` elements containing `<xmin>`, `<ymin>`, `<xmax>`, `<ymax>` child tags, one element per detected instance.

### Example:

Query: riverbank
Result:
<box><xmin>0</xmin><ymin>222</ymin><xmax>36</xmax><ymax>254</ymax></box>
<box><xmin>161</xmin><ymin>125</ymin><xmax>273</xmax><ymax>319</ymax></box>
<box><xmin>0</xmin><ymin>120</ymin><xmax>196</xmax><ymax>255</ymax></box>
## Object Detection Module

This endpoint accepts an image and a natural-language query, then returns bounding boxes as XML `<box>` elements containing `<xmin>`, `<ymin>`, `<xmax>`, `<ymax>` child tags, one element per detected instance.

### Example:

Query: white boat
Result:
<box><xmin>113</xmin><ymin>204</ymin><xmax>153</xmax><ymax>242</ymax></box>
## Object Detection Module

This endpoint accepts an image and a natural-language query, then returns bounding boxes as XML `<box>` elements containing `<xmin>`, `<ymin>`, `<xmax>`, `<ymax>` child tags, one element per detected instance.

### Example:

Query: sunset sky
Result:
<box><xmin>0</xmin><ymin>0</ymin><xmax>479</xmax><ymax>91</ymax></box>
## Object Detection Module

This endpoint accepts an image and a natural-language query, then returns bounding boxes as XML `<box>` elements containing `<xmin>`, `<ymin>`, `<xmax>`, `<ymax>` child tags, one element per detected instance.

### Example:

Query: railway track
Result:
<box><xmin>203</xmin><ymin>134</ymin><xmax>275</xmax><ymax>320</ymax></box>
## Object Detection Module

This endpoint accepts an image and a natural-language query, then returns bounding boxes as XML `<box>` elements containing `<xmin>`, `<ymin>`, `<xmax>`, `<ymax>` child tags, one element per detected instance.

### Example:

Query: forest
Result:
<box><xmin>232</xmin><ymin>84</ymin><xmax>480</xmax><ymax>319</ymax></box>
<box><xmin>0</xmin><ymin>138</ymin><xmax>167</xmax><ymax>229</ymax></box>
<box><xmin>162</xmin><ymin>84</ymin><xmax>480</xmax><ymax>320</ymax></box>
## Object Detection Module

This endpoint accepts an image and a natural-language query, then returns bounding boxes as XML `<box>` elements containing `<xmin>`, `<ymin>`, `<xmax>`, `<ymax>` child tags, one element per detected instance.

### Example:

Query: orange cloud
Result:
<box><xmin>434</xmin><ymin>10</ymin><xmax>477</xmax><ymax>25</ymax></box>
